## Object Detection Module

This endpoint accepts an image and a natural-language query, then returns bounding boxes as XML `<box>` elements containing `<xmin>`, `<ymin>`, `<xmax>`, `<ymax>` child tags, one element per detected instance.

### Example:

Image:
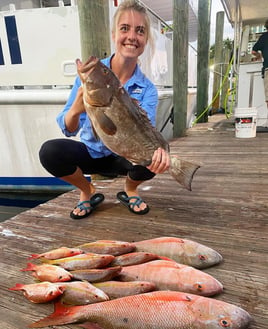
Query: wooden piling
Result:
<box><xmin>173</xmin><ymin>0</ymin><xmax>189</xmax><ymax>137</ymax></box>
<box><xmin>77</xmin><ymin>0</ymin><xmax>110</xmax><ymax>61</ymax></box>
<box><xmin>196</xmin><ymin>0</ymin><xmax>211</xmax><ymax>123</ymax></box>
<box><xmin>212</xmin><ymin>11</ymin><xmax>224</xmax><ymax>112</ymax></box>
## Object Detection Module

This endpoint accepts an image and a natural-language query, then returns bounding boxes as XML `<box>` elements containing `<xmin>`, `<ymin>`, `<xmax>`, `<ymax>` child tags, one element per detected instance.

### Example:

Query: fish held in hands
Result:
<box><xmin>9</xmin><ymin>282</ymin><xmax>65</xmax><ymax>303</ymax></box>
<box><xmin>21</xmin><ymin>263</ymin><xmax>72</xmax><ymax>282</ymax></box>
<box><xmin>76</xmin><ymin>56</ymin><xmax>200</xmax><ymax>191</ymax></box>
<box><xmin>134</xmin><ymin>236</ymin><xmax>223</xmax><ymax>269</ymax></box>
<box><xmin>119</xmin><ymin>260</ymin><xmax>223</xmax><ymax>296</ymax></box>
<box><xmin>29</xmin><ymin>290</ymin><xmax>252</xmax><ymax>329</ymax></box>
<box><xmin>28</xmin><ymin>246</ymin><xmax>84</xmax><ymax>260</ymax></box>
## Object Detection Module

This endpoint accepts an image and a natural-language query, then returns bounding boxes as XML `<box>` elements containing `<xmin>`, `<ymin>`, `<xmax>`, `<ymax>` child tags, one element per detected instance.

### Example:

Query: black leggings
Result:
<box><xmin>39</xmin><ymin>139</ymin><xmax>155</xmax><ymax>181</ymax></box>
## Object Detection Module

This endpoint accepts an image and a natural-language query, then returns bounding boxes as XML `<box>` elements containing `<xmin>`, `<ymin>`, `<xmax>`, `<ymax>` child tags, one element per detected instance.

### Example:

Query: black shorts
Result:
<box><xmin>39</xmin><ymin>138</ymin><xmax>155</xmax><ymax>182</ymax></box>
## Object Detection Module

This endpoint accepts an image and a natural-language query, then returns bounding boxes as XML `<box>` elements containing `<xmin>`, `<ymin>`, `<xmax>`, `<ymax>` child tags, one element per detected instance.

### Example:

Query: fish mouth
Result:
<box><xmin>76</xmin><ymin>56</ymin><xmax>99</xmax><ymax>74</ymax></box>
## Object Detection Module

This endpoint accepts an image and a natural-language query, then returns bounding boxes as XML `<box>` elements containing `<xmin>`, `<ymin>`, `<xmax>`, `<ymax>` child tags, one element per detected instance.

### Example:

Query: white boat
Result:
<box><xmin>221</xmin><ymin>0</ymin><xmax>268</xmax><ymax>127</ymax></box>
<box><xmin>0</xmin><ymin>0</ymin><xmax>198</xmax><ymax>192</ymax></box>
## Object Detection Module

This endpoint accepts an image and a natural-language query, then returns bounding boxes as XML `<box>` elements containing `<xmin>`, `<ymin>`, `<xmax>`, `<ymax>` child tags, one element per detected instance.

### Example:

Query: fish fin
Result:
<box><xmin>157</xmin><ymin>256</ymin><xmax>176</xmax><ymax>262</ymax></box>
<box><xmin>78</xmin><ymin>322</ymin><xmax>104</xmax><ymax>329</ymax></box>
<box><xmin>29</xmin><ymin>301</ymin><xmax>80</xmax><ymax>328</ymax></box>
<box><xmin>9</xmin><ymin>283</ymin><xmax>24</xmax><ymax>291</ymax></box>
<box><xmin>28</xmin><ymin>254</ymin><xmax>39</xmax><ymax>260</ymax></box>
<box><xmin>95</xmin><ymin>111</ymin><xmax>117</xmax><ymax>135</ymax></box>
<box><xmin>169</xmin><ymin>156</ymin><xmax>200</xmax><ymax>191</ymax></box>
<box><xmin>21</xmin><ymin>263</ymin><xmax>35</xmax><ymax>271</ymax></box>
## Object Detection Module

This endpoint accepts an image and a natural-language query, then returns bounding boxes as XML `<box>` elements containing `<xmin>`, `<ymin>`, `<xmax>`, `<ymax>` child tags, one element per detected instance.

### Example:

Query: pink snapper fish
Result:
<box><xmin>9</xmin><ymin>281</ymin><xmax>65</xmax><ymax>303</ymax></box>
<box><xmin>119</xmin><ymin>260</ymin><xmax>223</xmax><ymax>297</ymax></box>
<box><xmin>29</xmin><ymin>290</ymin><xmax>252</xmax><ymax>329</ymax></box>
<box><xmin>28</xmin><ymin>246</ymin><xmax>83</xmax><ymax>260</ymax></box>
<box><xmin>134</xmin><ymin>236</ymin><xmax>223</xmax><ymax>269</ymax></box>
<box><xmin>21</xmin><ymin>262</ymin><xmax>72</xmax><ymax>282</ymax></box>
<box><xmin>76</xmin><ymin>240</ymin><xmax>136</xmax><ymax>256</ymax></box>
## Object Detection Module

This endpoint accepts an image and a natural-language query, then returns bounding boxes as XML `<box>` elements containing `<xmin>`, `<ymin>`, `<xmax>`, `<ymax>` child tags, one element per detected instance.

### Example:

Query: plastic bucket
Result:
<box><xmin>234</xmin><ymin>107</ymin><xmax>257</xmax><ymax>138</ymax></box>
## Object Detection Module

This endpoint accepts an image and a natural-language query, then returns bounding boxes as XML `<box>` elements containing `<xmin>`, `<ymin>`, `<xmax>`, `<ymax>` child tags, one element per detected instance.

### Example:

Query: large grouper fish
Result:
<box><xmin>76</xmin><ymin>56</ymin><xmax>200</xmax><ymax>190</ymax></box>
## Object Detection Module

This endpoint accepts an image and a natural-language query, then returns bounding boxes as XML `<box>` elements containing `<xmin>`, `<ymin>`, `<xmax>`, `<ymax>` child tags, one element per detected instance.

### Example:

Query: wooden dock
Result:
<box><xmin>0</xmin><ymin>114</ymin><xmax>267</xmax><ymax>329</ymax></box>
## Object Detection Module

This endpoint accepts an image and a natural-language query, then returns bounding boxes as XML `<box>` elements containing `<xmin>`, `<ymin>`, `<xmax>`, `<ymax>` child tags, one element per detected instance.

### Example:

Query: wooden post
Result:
<box><xmin>196</xmin><ymin>0</ymin><xmax>211</xmax><ymax>123</ymax></box>
<box><xmin>77</xmin><ymin>0</ymin><xmax>110</xmax><ymax>62</ymax></box>
<box><xmin>212</xmin><ymin>11</ymin><xmax>224</xmax><ymax>112</ymax></box>
<box><xmin>173</xmin><ymin>0</ymin><xmax>188</xmax><ymax>137</ymax></box>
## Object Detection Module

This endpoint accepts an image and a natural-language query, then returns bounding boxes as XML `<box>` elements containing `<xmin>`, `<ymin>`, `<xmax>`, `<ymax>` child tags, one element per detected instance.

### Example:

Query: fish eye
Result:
<box><xmin>194</xmin><ymin>283</ymin><xmax>203</xmax><ymax>291</ymax></box>
<box><xmin>102</xmin><ymin>67</ymin><xmax>109</xmax><ymax>75</ymax></box>
<box><xmin>198</xmin><ymin>254</ymin><xmax>207</xmax><ymax>261</ymax></box>
<box><xmin>219</xmin><ymin>318</ymin><xmax>230</xmax><ymax>327</ymax></box>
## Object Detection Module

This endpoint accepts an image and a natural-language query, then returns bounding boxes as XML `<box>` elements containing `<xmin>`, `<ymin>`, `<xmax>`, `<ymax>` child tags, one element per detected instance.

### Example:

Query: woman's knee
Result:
<box><xmin>39</xmin><ymin>139</ymin><xmax>70</xmax><ymax>175</ymax></box>
<box><xmin>39</xmin><ymin>139</ymin><xmax>61</xmax><ymax>164</ymax></box>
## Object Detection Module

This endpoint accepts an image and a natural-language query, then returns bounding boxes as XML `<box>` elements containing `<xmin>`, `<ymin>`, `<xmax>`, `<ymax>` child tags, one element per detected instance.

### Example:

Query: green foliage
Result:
<box><xmin>210</xmin><ymin>37</ymin><xmax>233</xmax><ymax>62</ymax></box>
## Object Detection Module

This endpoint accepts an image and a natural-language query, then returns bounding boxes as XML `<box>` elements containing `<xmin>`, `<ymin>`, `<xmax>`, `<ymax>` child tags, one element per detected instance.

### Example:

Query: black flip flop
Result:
<box><xmin>116</xmin><ymin>191</ymin><xmax>150</xmax><ymax>215</ymax></box>
<box><xmin>70</xmin><ymin>193</ymin><xmax>105</xmax><ymax>220</ymax></box>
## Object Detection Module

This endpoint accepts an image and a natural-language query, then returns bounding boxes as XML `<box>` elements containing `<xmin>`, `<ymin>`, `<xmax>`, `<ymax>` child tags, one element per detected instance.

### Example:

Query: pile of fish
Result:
<box><xmin>9</xmin><ymin>237</ymin><xmax>252</xmax><ymax>328</ymax></box>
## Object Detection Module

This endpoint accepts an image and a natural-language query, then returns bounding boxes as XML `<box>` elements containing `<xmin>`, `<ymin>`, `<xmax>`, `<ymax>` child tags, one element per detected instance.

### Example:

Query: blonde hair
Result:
<box><xmin>112</xmin><ymin>0</ymin><xmax>153</xmax><ymax>47</ymax></box>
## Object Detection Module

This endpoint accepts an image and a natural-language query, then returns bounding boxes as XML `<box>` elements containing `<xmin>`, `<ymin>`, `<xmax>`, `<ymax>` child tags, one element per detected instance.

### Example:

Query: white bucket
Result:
<box><xmin>234</xmin><ymin>107</ymin><xmax>257</xmax><ymax>138</ymax></box>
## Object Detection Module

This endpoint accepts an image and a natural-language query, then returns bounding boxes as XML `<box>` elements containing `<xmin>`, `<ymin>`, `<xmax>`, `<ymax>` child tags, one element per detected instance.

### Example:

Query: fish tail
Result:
<box><xmin>29</xmin><ymin>301</ymin><xmax>83</xmax><ymax>328</ymax></box>
<box><xmin>28</xmin><ymin>254</ymin><xmax>39</xmax><ymax>260</ymax></box>
<box><xmin>21</xmin><ymin>263</ymin><xmax>35</xmax><ymax>272</ymax></box>
<box><xmin>9</xmin><ymin>283</ymin><xmax>23</xmax><ymax>291</ymax></box>
<box><xmin>169</xmin><ymin>156</ymin><xmax>200</xmax><ymax>191</ymax></box>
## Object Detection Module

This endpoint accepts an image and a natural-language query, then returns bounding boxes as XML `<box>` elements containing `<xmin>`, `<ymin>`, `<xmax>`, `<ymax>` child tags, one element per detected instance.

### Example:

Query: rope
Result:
<box><xmin>192</xmin><ymin>55</ymin><xmax>235</xmax><ymax>126</ymax></box>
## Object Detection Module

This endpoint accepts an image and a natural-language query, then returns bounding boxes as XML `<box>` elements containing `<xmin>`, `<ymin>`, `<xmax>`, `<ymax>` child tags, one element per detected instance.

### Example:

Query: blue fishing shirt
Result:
<box><xmin>56</xmin><ymin>55</ymin><xmax>158</xmax><ymax>158</ymax></box>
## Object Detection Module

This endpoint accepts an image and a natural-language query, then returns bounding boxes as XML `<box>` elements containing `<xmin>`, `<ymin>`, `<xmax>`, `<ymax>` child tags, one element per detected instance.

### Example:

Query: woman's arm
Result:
<box><xmin>56</xmin><ymin>77</ymin><xmax>87</xmax><ymax>137</ymax></box>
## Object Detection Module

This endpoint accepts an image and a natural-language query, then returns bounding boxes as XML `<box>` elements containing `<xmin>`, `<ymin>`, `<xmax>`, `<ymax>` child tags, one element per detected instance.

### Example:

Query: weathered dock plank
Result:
<box><xmin>0</xmin><ymin>114</ymin><xmax>267</xmax><ymax>328</ymax></box>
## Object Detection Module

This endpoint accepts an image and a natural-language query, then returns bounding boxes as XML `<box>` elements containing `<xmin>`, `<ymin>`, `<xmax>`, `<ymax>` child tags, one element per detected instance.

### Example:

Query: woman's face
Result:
<box><xmin>113</xmin><ymin>9</ymin><xmax>148</xmax><ymax>60</ymax></box>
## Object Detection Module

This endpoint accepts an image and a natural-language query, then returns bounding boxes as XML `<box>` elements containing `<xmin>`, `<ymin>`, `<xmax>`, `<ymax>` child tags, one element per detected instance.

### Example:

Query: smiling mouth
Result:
<box><xmin>124</xmin><ymin>44</ymin><xmax>137</xmax><ymax>49</ymax></box>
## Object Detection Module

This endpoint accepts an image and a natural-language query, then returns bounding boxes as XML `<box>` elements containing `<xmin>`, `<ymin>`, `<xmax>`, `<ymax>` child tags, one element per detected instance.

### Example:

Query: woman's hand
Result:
<box><xmin>147</xmin><ymin>148</ymin><xmax>170</xmax><ymax>174</ymax></box>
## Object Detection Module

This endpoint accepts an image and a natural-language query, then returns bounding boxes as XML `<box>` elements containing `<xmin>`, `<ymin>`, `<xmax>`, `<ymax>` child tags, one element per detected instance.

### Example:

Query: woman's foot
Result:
<box><xmin>121</xmin><ymin>176</ymin><xmax>149</xmax><ymax>214</ymax></box>
<box><xmin>117</xmin><ymin>191</ymin><xmax>149</xmax><ymax>215</ymax></box>
<box><xmin>70</xmin><ymin>183</ymin><xmax>102</xmax><ymax>219</ymax></box>
<box><xmin>70</xmin><ymin>193</ymin><xmax>105</xmax><ymax>219</ymax></box>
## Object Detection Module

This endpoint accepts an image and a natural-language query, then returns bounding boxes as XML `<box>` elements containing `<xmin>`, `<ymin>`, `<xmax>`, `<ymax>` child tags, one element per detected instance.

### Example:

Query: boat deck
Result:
<box><xmin>0</xmin><ymin>114</ymin><xmax>267</xmax><ymax>329</ymax></box>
